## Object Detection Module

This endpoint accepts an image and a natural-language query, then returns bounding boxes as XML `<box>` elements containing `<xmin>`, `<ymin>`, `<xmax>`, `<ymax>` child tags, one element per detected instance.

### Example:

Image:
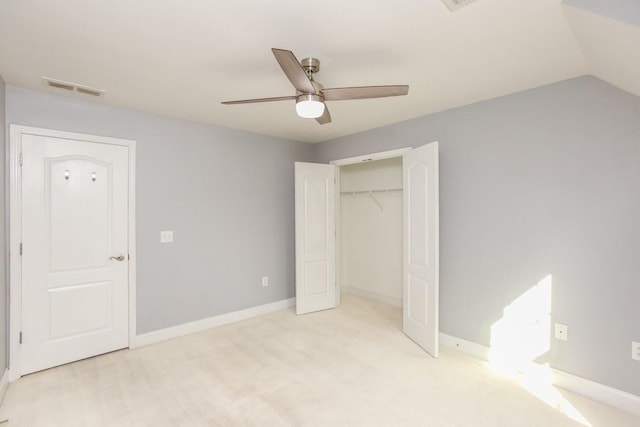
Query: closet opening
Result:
<box><xmin>336</xmin><ymin>157</ymin><xmax>404</xmax><ymax>308</ymax></box>
<box><xmin>330</xmin><ymin>148</ymin><xmax>410</xmax><ymax>309</ymax></box>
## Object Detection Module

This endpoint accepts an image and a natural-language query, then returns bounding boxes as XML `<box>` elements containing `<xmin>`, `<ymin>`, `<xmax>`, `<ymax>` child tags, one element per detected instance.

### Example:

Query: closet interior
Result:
<box><xmin>339</xmin><ymin>157</ymin><xmax>403</xmax><ymax>307</ymax></box>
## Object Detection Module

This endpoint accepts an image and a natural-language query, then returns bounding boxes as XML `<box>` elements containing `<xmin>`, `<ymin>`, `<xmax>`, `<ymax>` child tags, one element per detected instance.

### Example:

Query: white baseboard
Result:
<box><xmin>0</xmin><ymin>368</ymin><xmax>9</xmax><ymax>406</ymax></box>
<box><xmin>136</xmin><ymin>297</ymin><xmax>296</xmax><ymax>347</ymax></box>
<box><xmin>439</xmin><ymin>333</ymin><xmax>640</xmax><ymax>417</ymax></box>
<box><xmin>439</xmin><ymin>332</ymin><xmax>490</xmax><ymax>361</ymax></box>
<box><xmin>342</xmin><ymin>286</ymin><xmax>402</xmax><ymax>308</ymax></box>
<box><xmin>550</xmin><ymin>368</ymin><xmax>640</xmax><ymax>417</ymax></box>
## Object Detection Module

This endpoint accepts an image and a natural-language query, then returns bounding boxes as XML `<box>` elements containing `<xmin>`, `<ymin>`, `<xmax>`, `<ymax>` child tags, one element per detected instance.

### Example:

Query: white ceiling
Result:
<box><xmin>0</xmin><ymin>1</ymin><xmax>635</xmax><ymax>143</ymax></box>
<box><xmin>563</xmin><ymin>5</ymin><xmax>640</xmax><ymax>98</ymax></box>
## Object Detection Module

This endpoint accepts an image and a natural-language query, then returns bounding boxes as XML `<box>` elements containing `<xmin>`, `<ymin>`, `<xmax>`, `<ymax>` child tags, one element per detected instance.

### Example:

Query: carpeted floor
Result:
<box><xmin>0</xmin><ymin>294</ymin><xmax>638</xmax><ymax>426</ymax></box>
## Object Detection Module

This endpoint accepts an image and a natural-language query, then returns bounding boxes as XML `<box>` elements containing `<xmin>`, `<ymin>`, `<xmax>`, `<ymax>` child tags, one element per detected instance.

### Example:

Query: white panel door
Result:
<box><xmin>21</xmin><ymin>134</ymin><xmax>130</xmax><ymax>375</ymax></box>
<box><xmin>295</xmin><ymin>162</ymin><xmax>336</xmax><ymax>315</ymax></box>
<box><xmin>403</xmin><ymin>142</ymin><xmax>439</xmax><ymax>357</ymax></box>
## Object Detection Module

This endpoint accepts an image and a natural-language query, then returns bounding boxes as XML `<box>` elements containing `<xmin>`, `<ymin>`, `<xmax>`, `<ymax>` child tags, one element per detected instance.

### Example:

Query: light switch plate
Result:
<box><xmin>632</xmin><ymin>341</ymin><xmax>640</xmax><ymax>361</ymax></box>
<box><xmin>160</xmin><ymin>230</ymin><xmax>173</xmax><ymax>243</ymax></box>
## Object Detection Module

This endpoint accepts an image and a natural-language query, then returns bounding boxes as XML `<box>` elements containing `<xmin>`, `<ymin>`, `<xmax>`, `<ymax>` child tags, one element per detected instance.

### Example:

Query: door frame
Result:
<box><xmin>8</xmin><ymin>125</ymin><xmax>137</xmax><ymax>381</ymax></box>
<box><xmin>329</xmin><ymin>148</ymin><xmax>412</xmax><ymax>307</ymax></box>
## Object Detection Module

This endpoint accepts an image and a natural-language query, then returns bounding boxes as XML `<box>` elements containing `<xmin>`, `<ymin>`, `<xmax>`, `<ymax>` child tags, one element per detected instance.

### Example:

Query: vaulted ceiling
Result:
<box><xmin>0</xmin><ymin>1</ymin><xmax>638</xmax><ymax>143</ymax></box>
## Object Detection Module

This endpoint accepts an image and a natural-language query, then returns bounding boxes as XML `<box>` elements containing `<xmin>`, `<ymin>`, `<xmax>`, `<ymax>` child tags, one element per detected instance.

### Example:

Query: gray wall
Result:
<box><xmin>5</xmin><ymin>76</ymin><xmax>640</xmax><ymax>396</ymax></box>
<box><xmin>314</xmin><ymin>76</ymin><xmax>640</xmax><ymax>396</ymax></box>
<box><xmin>5</xmin><ymin>86</ymin><xmax>314</xmax><ymax>334</ymax></box>
<box><xmin>564</xmin><ymin>0</ymin><xmax>640</xmax><ymax>27</ymax></box>
<box><xmin>0</xmin><ymin>74</ymin><xmax>6</xmax><ymax>371</ymax></box>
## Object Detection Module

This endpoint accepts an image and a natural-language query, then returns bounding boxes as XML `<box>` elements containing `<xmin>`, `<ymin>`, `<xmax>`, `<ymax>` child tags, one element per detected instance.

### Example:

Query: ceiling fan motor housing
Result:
<box><xmin>296</xmin><ymin>93</ymin><xmax>324</xmax><ymax>103</ymax></box>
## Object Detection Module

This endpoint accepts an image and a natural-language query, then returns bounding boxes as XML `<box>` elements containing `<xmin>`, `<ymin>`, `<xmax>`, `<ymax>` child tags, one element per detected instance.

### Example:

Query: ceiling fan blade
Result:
<box><xmin>272</xmin><ymin>48</ymin><xmax>316</xmax><ymax>94</ymax></box>
<box><xmin>316</xmin><ymin>105</ymin><xmax>332</xmax><ymax>125</ymax></box>
<box><xmin>322</xmin><ymin>85</ymin><xmax>409</xmax><ymax>101</ymax></box>
<box><xmin>221</xmin><ymin>95</ymin><xmax>296</xmax><ymax>105</ymax></box>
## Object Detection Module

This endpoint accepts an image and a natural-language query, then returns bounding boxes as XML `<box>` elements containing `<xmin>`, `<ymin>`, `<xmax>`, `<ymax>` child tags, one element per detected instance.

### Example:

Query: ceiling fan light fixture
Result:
<box><xmin>295</xmin><ymin>94</ymin><xmax>325</xmax><ymax>118</ymax></box>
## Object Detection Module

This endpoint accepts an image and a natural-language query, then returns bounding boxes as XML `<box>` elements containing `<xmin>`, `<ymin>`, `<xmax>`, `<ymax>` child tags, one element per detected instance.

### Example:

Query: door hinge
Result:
<box><xmin>19</xmin><ymin>152</ymin><xmax>23</xmax><ymax>166</ymax></box>
<box><xmin>19</xmin><ymin>332</ymin><xmax>23</xmax><ymax>344</ymax></box>
<box><xmin>20</xmin><ymin>243</ymin><xmax>23</xmax><ymax>255</ymax></box>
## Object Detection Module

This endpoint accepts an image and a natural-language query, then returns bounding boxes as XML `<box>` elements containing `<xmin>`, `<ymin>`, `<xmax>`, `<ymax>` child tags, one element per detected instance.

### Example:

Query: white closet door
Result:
<box><xmin>403</xmin><ymin>142</ymin><xmax>439</xmax><ymax>357</ymax></box>
<box><xmin>21</xmin><ymin>133</ymin><xmax>130</xmax><ymax>375</ymax></box>
<box><xmin>294</xmin><ymin>162</ymin><xmax>336</xmax><ymax>314</ymax></box>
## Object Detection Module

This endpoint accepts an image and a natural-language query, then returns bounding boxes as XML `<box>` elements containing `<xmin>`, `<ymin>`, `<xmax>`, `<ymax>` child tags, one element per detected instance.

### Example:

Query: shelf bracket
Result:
<box><xmin>368</xmin><ymin>191</ymin><xmax>383</xmax><ymax>211</ymax></box>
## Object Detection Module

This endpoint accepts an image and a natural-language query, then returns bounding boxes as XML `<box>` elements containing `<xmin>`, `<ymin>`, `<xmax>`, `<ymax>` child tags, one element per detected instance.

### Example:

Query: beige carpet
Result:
<box><xmin>1</xmin><ymin>294</ymin><xmax>638</xmax><ymax>426</ymax></box>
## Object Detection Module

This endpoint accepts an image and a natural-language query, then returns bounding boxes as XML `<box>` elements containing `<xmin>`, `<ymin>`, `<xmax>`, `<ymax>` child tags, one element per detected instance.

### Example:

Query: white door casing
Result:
<box><xmin>9</xmin><ymin>125</ymin><xmax>136</xmax><ymax>379</ymax></box>
<box><xmin>294</xmin><ymin>162</ymin><xmax>336</xmax><ymax>315</ymax></box>
<box><xmin>402</xmin><ymin>142</ymin><xmax>439</xmax><ymax>357</ymax></box>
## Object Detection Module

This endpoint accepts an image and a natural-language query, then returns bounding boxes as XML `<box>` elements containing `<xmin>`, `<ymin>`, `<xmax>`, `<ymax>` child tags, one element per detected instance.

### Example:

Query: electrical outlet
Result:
<box><xmin>555</xmin><ymin>323</ymin><xmax>568</xmax><ymax>341</ymax></box>
<box><xmin>160</xmin><ymin>230</ymin><xmax>173</xmax><ymax>243</ymax></box>
<box><xmin>632</xmin><ymin>341</ymin><xmax>640</xmax><ymax>362</ymax></box>
<box><xmin>262</xmin><ymin>276</ymin><xmax>269</xmax><ymax>287</ymax></box>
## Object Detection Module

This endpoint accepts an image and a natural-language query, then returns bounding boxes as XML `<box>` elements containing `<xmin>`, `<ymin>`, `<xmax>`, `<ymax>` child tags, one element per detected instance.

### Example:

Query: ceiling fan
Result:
<box><xmin>221</xmin><ymin>48</ymin><xmax>409</xmax><ymax>125</ymax></box>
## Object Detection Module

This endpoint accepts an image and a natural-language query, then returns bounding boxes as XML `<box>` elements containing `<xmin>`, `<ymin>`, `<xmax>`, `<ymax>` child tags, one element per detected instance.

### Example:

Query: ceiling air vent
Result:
<box><xmin>441</xmin><ymin>0</ymin><xmax>476</xmax><ymax>11</ymax></box>
<box><xmin>42</xmin><ymin>77</ymin><xmax>106</xmax><ymax>98</ymax></box>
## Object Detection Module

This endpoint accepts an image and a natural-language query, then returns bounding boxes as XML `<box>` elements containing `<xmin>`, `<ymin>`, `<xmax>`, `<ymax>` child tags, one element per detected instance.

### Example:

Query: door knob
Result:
<box><xmin>109</xmin><ymin>255</ymin><xmax>126</xmax><ymax>261</ymax></box>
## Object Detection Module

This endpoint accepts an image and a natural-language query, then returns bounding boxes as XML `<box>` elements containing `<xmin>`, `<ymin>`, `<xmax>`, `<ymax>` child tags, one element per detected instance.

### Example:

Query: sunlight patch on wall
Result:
<box><xmin>487</xmin><ymin>274</ymin><xmax>592</xmax><ymax>426</ymax></box>
<box><xmin>489</xmin><ymin>275</ymin><xmax>552</xmax><ymax>374</ymax></box>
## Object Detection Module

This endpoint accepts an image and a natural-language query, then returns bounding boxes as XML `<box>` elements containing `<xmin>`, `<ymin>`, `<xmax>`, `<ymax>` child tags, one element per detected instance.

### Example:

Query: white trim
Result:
<box><xmin>127</xmin><ymin>140</ymin><xmax>137</xmax><ymax>349</ymax></box>
<box><xmin>136</xmin><ymin>298</ymin><xmax>296</xmax><ymax>347</ymax></box>
<box><xmin>439</xmin><ymin>333</ymin><xmax>640</xmax><ymax>417</ymax></box>
<box><xmin>439</xmin><ymin>332</ymin><xmax>491</xmax><ymax>361</ymax></box>
<box><xmin>0</xmin><ymin>368</ymin><xmax>9</xmax><ymax>405</ymax></box>
<box><xmin>8</xmin><ymin>126</ymin><xmax>23</xmax><ymax>382</ymax></box>
<box><xmin>342</xmin><ymin>286</ymin><xmax>402</xmax><ymax>308</ymax></box>
<box><xmin>329</xmin><ymin>147</ymin><xmax>411</xmax><ymax>166</ymax></box>
<box><xmin>334</xmin><ymin>167</ymin><xmax>341</xmax><ymax>308</ymax></box>
<box><xmin>551</xmin><ymin>369</ymin><xmax>640</xmax><ymax>417</ymax></box>
<box><xmin>8</xmin><ymin>125</ymin><xmax>137</xmax><ymax>381</ymax></box>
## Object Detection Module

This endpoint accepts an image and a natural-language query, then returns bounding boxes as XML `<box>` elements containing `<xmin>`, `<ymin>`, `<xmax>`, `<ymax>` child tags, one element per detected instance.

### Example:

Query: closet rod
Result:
<box><xmin>339</xmin><ymin>188</ymin><xmax>402</xmax><ymax>195</ymax></box>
